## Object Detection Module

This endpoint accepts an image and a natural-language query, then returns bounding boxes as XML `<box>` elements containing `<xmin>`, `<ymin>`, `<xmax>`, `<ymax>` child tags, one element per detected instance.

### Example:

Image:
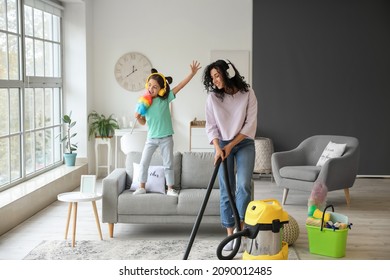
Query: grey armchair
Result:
<box><xmin>271</xmin><ymin>135</ymin><xmax>360</xmax><ymax>205</ymax></box>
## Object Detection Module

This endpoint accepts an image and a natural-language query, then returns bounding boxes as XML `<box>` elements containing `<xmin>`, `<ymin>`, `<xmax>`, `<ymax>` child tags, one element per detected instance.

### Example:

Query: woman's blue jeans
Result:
<box><xmin>218</xmin><ymin>138</ymin><xmax>255</xmax><ymax>228</ymax></box>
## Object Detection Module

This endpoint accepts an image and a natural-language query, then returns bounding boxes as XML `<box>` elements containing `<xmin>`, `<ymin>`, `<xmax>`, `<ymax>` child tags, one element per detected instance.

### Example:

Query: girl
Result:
<box><xmin>133</xmin><ymin>60</ymin><xmax>201</xmax><ymax>196</ymax></box>
<box><xmin>203</xmin><ymin>59</ymin><xmax>257</xmax><ymax>250</ymax></box>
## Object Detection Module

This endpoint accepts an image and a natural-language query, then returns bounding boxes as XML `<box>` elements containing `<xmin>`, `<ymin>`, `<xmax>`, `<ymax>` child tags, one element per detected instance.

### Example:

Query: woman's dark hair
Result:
<box><xmin>148</xmin><ymin>68</ymin><xmax>173</xmax><ymax>100</ymax></box>
<box><xmin>202</xmin><ymin>60</ymin><xmax>250</xmax><ymax>101</ymax></box>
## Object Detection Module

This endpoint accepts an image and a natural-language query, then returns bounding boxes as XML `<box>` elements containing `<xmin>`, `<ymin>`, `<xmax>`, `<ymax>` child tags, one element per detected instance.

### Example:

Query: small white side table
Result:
<box><xmin>57</xmin><ymin>192</ymin><xmax>103</xmax><ymax>247</ymax></box>
<box><xmin>95</xmin><ymin>137</ymin><xmax>113</xmax><ymax>177</ymax></box>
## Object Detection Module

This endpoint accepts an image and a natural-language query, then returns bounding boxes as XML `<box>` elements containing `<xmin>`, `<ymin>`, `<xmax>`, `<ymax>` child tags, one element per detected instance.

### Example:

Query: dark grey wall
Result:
<box><xmin>253</xmin><ymin>0</ymin><xmax>390</xmax><ymax>175</ymax></box>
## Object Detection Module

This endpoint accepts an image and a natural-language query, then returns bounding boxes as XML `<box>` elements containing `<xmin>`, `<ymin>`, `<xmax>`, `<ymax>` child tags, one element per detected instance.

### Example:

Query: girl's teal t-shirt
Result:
<box><xmin>145</xmin><ymin>90</ymin><xmax>175</xmax><ymax>138</ymax></box>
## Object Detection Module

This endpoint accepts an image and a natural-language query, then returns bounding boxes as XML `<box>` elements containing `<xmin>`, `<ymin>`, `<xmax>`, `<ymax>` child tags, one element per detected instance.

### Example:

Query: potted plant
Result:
<box><xmin>60</xmin><ymin>111</ymin><xmax>78</xmax><ymax>166</ymax></box>
<box><xmin>88</xmin><ymin>110</ymin><xmax>119</xmax><ymax>140</ymax></box>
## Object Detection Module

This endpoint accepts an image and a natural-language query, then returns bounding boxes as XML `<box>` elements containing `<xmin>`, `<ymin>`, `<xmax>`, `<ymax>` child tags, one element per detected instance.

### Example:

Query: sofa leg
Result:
<box><xmin>344</xmin><ymin>188</ymin><xmax>351</xmax><ymax>206</ymax></box>
<box><xmin>108</xmin><ymin>223</ymin><xmax>114</xmax><ymax>238</ymax></box>
<box><xmin>282</xmin><ymin>188</ymin><xmax>289</xmax><ymax>205</ymax></box>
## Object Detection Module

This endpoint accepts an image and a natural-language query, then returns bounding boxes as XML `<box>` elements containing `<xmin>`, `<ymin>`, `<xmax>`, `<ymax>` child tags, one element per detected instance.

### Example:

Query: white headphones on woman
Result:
<box><xmin>225</xmin><ymin>59</ymin><xmax>236</xmax><ymax>78</ymax></box>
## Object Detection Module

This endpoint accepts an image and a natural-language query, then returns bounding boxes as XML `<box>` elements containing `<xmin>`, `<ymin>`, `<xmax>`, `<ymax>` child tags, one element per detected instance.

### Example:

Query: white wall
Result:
<box><xmin>63</xmin><ymin>1</ymin><xmax>88</xmax><ymax>159</ymax></box>
<box><xmin>63</xmin><ymin>0</ymin><xmax>253</xmax><ymax>173</ymax></box>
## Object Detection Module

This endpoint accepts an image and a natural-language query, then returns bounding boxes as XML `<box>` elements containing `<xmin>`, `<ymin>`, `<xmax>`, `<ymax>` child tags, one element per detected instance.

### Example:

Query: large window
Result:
<box><xmin>0</xmin><ymin>0</ymin><xmax>63</xmax><ymax>191</ymax></box>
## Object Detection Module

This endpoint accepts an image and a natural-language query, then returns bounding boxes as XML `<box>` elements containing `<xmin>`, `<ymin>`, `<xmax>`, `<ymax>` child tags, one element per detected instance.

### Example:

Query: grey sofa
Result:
<box><xmin>102</xmin><ymin>151</ymin><xmax>223</xmax><ymax>238</ymax></box>
<box><xmin>271</xmin><ymin>135</ymin><xmax>360</xmax><ymax>206</ymax></box>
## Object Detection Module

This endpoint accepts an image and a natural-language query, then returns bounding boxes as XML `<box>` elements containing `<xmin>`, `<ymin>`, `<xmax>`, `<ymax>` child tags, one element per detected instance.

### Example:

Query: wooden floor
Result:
<box><xmin>0</xmin><ymin>177</ymin><xmax>389</xmax><ymax>260</ymax></box>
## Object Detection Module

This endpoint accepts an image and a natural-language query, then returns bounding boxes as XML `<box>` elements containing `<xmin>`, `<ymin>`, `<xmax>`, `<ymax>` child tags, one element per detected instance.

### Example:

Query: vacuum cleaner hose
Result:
<box><xmin>183</xmin><ymin>156</ymin><xmax>247</xmax><ymax>260</ymax></box>
<box><xmin>216</xmin><ymin>159</ymin><xmax>244</xmax><ymax>260</ymax></box>
<box><xmin>183</xmin><ymin>157</ymin><xmax>222</xmax><ymax>260</ymax></box>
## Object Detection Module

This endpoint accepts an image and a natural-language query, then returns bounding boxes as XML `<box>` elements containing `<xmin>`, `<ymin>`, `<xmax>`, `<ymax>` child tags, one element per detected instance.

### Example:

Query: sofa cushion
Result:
<box><xmin>280</xmin><ymin>166</ymin><xmax>321</xmax><ymax>182</ymax></box>
<box><xmin>125</xmin><ymin>151</ymin><xmax>182</xmax><ymax>190</ymax></box>
<box><xmin>130</xmin><ymin>163</ymin><xmax>166</xmax><ymax>194</ymax></box>
<box><xmin>181</xmin><ymin>152</ymin><xmax>219</xmax><ymax>189</ymax></box>
<box><xmin>177</xmin><ymin>188</ymin><xmax>220</xmax><ymax>216</ymax></box>
<box><xmin>118</xmin><ymin>189</ymin><xmax>178</xmax><ymax>215</ymax></box>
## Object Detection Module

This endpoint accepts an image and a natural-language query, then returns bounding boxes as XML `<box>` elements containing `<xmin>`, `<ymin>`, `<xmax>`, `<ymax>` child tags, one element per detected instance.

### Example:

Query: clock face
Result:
<box><xmin>114</xmin><ymin>52</ymin><xmax>152</xmax><ymax>91</ymax></box>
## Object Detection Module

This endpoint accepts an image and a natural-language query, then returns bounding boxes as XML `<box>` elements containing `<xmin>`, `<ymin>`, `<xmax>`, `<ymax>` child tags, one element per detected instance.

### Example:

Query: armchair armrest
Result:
<box><xmin>271</xmin><ymin>145</ymin><xmax>309</xmax><ymax>185</ymax></box>
<box><xmin>272</xmin><ymin>147</ymin><xmax>307</xmax><ymax>167</ymax></box>
<box><xmin>102</xmin><ymin>168</ymin><xmax>127</xmax><ymax>223</ymax></box>
<box><xmin>318</xmin><ymin>146</ymin><xmax>360</xmax><ymax>190</ymax></box>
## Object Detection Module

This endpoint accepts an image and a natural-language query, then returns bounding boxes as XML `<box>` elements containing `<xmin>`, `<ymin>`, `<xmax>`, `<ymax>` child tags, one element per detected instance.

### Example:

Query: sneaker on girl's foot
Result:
<box><xmin>166</xmin><ymin>189</ymin><xmax>179</xmax><ymax>197</ymax></box>
<box><xmin>133</xmin><ymin>188</ymin><xmax>146</xmax><ymax>195</ymax></box>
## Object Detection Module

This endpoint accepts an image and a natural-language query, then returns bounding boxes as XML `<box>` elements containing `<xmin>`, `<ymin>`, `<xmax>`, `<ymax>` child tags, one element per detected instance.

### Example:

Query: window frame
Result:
<box><xmin>0</xmin><ymin>0</ymin><xmax>64</xmax><ymax>192</ymax></box>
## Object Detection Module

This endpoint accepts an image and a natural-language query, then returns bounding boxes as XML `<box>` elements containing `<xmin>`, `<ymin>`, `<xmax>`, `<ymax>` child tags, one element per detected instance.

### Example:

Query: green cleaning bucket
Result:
<box><xmin>306</xmin><ymin>205</ymin><xmax>349</xmax><ymax>258</ymax></box>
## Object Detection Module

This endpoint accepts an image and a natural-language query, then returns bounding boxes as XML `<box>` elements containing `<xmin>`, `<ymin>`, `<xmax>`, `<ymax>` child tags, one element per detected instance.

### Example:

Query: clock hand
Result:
<box><xmin>126</xmin><ymin>67</ymin><xmax>138</xmax><ymax>77</ymax></box>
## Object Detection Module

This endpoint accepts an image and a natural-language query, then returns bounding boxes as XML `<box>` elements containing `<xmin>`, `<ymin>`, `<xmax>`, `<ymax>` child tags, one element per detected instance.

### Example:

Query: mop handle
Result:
<box><xmin>129</xmin><ymin>118</ymin><xmax>137</xmax><ymax>134</ymax></box>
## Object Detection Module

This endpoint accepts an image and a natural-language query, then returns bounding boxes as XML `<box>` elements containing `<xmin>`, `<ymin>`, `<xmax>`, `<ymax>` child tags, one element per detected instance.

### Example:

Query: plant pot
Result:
<box><xmin>64</xmin><ymin>153</ymin><xmax>77</xmax><ymax>166</ymax></box>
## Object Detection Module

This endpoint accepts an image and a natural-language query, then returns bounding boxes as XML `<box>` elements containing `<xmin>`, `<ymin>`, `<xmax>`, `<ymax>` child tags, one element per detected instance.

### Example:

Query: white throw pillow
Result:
<box><xmin>130</xmin><ymin>163</ymin><xmax>166</xmax><ymax>194</ymax></box>
<box><xmin>316</xmin><ymin>141</ymin><xmax>347</xmax><ymax>167</ymax></box>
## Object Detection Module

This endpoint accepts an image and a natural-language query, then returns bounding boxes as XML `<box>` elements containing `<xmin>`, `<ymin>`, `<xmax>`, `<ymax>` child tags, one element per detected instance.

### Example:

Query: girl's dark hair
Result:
<box><xmin>148</xmin><ymin>68</ymin><xmax>173</xmax><ymax>100</ymax></box>
<box><xmin>202</xmin><ymin>60</ymin><xmax>250</xmax><ymax>101</ymax></box>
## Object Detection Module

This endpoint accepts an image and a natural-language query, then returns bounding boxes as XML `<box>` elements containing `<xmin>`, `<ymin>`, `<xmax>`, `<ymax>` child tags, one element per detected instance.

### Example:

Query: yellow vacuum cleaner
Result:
<box><xmin>183</xmin><ymin>158</ymin><xmax>289</xmax><ymax>260</ymax></box>
<box><xmin>242</xmin><ymin>199</ymin><xmax>289</xmax><ymax>260</ymax></box>
<box><xmin>215</xmin><ymin>198</ymin><xmax>289</xmax><ymax>260</ymax></box>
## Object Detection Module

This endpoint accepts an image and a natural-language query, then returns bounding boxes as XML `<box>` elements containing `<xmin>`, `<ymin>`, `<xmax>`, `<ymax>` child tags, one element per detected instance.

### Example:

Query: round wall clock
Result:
<box><xmin>114</xmin><ymin>52</ymin><xmax>152</xmax><ymax>91</ymax></box>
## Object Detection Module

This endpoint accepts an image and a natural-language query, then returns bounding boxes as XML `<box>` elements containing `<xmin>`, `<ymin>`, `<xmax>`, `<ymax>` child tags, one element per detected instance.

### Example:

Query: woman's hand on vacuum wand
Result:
<box><xmin>213</xmin><ymin>139</ymin><xmax>224</xmax><ymax>165</ymax></box>
<box><xmin>222</xmin><ymin>143</ymin><xmax>233</xmax><ymax>159</ymax></box>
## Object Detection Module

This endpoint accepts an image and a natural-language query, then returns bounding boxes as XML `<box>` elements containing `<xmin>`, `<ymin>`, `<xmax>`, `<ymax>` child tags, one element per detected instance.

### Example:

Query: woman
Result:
<box><xmin>203</xmin><ymin>59</ymin><xmax>257</xmax><ymax>251</ymax></box>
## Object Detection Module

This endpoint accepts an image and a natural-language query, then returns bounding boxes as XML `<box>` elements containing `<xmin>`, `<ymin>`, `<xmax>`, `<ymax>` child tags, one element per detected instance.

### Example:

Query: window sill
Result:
<box><xmin>0</xmin><ymin>163</ymin><xmax>88</xmax><ymax>236</ymax></box>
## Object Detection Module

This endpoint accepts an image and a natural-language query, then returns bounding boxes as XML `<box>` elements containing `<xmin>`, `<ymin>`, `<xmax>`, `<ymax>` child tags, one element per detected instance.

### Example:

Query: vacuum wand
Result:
<box><xmin>183</xmin><ymin>157</ymin><xmax>222</xmax><ymax>260</ymax></box>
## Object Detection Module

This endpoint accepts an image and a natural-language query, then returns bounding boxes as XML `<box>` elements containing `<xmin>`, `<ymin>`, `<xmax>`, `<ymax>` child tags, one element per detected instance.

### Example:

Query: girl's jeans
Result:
<box><xmin>218</xmin><ymin>138</ymin><xmax>255</xmax><ymax>228</ymax></box>
<box><xmin>139</xmin><ymin>136</ymin><xmax>174</xmax><ymax>186</ymax></box>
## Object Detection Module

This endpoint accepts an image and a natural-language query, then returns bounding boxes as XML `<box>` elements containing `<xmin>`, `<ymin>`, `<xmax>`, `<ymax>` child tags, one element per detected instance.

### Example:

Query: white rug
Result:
<box><xmin>23</xmin><ymin>239</ymin><xmax>299</xmax><ymax>260</ymax></box>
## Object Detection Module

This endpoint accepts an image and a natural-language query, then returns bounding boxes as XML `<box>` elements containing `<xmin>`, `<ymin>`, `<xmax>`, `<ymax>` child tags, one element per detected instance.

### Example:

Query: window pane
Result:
<box><xmin>45</xmin><ymin>128</ymin><xmax>53</xmax><ymax>165</ymax></box>
<box><xmin>0</xmin><ymin>88</ymin><xmax>9</xmax><ymax>136</ymax></box>
<box><xmin>33</xmin><ymin>8</ymin><xmax>43</xmax><ymax>38</ymax></box>
<box><xmin>24</xmin><ymin>88</ymin><xmax>34</xmax><ymax>130</ymax></box>
<box><xmin>10</xmin><ymin>134</ymin><xmax>21</xmax><ymax>181</ymax></box>
<box><xmin>35</xmin><ymin>88</ymin><xmax>44</xmax><ymax>128</ymax></box>
<box><xmin>44</xmin><ymin>88</ymin><xmax>52</xmax><ymax>126</ymax></box>
<box><xmin>53</xmin><ymin>43</ymin><xmax>60</xmax><ymax>77</ymax></box>
<box><xmin>0</xmin><ymin>32</ymin><xmax>7</xmax><ymax>79</ymax></box>
<box><xmin>8</xmin><ymin>34</ymin><xmax>19</xmax><ymax>80</ymax></box>
<box><xmin>54</xmin><ymin>125</ymin><xmax>61</xmax><ymax>162</ymax></box>
<box><xmin>34</xmin><ymin>39</ymin><xmax>44</xmax><ymax>76</ymax></box>
<box><xmin>7</xmin><ymin>0</ymin><xmax>17</xmax><ymax>33</ymax></box>
<box><xmin>9</xmin><ymin>88</ymin><xmax>20</xmax><ymax>134</ymax></box>
<box><xmin>25</xmin><ymin>37</ymin><xmax>34</xmax><ymax>76</ymax></box>
<box><xmin>24</xmin><ymin>5</ymin><xmax>33</xmax><ymax>36</ymax></box>
<box><xmin>0</xmin><ymin>0</ymin><xmax>6</xmax><ymax>30</ymax></box>
<box><xmin>52</xmin><ymin>15</ymin><xmax>60</xmax><ymax>42</ymax></box>
<box><xmin>0</xmin><ymin>137</ymin><xmax>10</xmax><ymax>185</ymax></box>
<box><xmin>25</xmin><ymin>131</ymin><xmax>34</xmax><ymax>174</ymax></box>
<box><xmin>35</xmin><ymin>130</ymin><xmax>44</xmax><ymax>170</ymax></box>
<box><xmin>44</xmin><ymin>41</ymin><xmax>52</xmax><ymax>77</ymax></box>
<box><xmin>43</xmin><ymin>12</ymin><xmax>52</xmax><ymax>40</ymax></box>
<box><xmin>53</xmin><ymin>87</ymin><xmax>61</xmax><ymax>125</ymax></box>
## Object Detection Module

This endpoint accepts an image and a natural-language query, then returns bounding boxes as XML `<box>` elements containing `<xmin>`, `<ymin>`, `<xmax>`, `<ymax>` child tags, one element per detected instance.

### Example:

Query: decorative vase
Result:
<box><xmin>63</xmin><ymin>153</ymin><xmax>77</xmax><ymax>166</ymax></box>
